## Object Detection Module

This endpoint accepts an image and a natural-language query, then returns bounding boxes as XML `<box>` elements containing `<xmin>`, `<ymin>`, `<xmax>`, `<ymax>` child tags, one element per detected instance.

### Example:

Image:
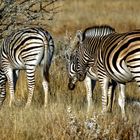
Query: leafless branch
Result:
<box><xmin>0</xmin><ymin>0</ymin><xmax>63</xmax><ymax>39</ymax></box>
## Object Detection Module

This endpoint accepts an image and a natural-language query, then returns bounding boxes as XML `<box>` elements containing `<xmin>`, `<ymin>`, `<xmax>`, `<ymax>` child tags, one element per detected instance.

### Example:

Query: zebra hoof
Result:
<box><xmin>68</xmin><ymin>83</ymin><xmax>75</xmax><ymax>90</ymax></box>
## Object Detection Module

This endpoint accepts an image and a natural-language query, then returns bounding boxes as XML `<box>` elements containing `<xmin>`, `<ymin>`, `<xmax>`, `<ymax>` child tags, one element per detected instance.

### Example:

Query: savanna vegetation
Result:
<box><xmin>0</xmin><ymin>0</ymin><xmax>140</xmax><ymax>139</ymax></box>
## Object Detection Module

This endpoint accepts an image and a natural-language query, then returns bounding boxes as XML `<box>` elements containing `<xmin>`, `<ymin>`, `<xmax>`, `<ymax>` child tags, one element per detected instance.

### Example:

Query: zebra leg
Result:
<box><xmin>6</xmin><ymin>69</ymin><xmax>15</xmax><ymax>107</ymax></box>
<box><xmin>42</xmin><ymin>66</ymin><xmax>50</xmax><ymax>108</ymax></box>
<box><xmin>106</xmin><ymin>85</ymin><xmax>113</xmax><ymax>113</ymax></box>
<box><xmin>107</xmin><ymin>80</ymin><xmax>117</xmax><ymax>112</ymax></box>
<box><xmin>0</xmin><ymin>82</ymin><xmax>6</xmax><ymax>106</ymax></box>
<box><xmin>118</xmin><ymin>83</ymin><xmax>126</xmax><ymax>119</ymax></box>
<box><xmin>25</xmin><ymin>69</ymin><xmax>35</xmax><ymax>108</ymax></box>
<box><xmin>84</xmin><ymin>76</ymin><xmax>96</xmax><ymax>112</ymax></box>
<box><xmin>42</xmin><ymin>80</ymin><xmax>49</xmax><ymax>108</ymax></box>
<box><xmin>99</xmin><ymin>76</ymin><xmax>109</xmax><ymax>113</ymax></box>
<box><xmin>13</xmin><ymin>70</ymin><xmax>19</xmax><ymax>91</ymax></box>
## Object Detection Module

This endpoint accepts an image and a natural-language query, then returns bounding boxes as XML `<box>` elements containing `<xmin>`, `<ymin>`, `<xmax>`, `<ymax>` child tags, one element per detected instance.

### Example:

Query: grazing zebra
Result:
<box><xmin>76</xmin><ymin>26</ymin><xmax>140</xmax><ymax>118</ymax></box>
<box><xmin>66</xmin><ymin>26</ymin><xmax>116</xmax><ymax>112</ymax></box>
<box><xmin>0</xmin><ymin>27</ymin><xmax>54</xmax><ymax>108</ymax></box>
<box><xmin>66</xmin><ymin>47</ymin><xmax>96</xmax><ymax>112</ymax></box>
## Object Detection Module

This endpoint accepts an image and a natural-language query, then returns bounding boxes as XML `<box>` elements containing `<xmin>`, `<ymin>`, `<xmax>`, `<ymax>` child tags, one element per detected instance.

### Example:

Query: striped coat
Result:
<box><xmin>0</xmin><ymin>27</ymin><xmax>54</xmax><ymax>107</ymax></box>
<box><xmin>77</xmin><ymin>28</ymin><xmax>140</xmax><ymax>118</ymax></box>
<box><xmin>66</xmin><ymin>25</ymin><xmax>116</xmax><ymax>113</ymax></box>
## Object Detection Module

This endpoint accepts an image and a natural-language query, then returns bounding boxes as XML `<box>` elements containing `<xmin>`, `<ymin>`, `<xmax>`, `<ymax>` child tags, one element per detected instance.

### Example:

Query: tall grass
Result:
<box><xmin>51</xmin><ymin>0</ymin><xmax>140</xmax><ymax>36</ymax></box>
<box><xmin>0</xmin><ymin>0</ymin><xmax>140</xmax><ymax>139</ymax></box>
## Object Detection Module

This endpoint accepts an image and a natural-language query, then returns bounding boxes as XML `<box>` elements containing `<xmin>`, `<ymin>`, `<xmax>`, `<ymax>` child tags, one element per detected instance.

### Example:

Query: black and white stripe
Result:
<box><xmin>66</xmin><ymin>26</ymin><xmax>116</xmax><ymax>112</ymax></box>
<box><xmin>77</xmin><ymin>27</ymin><xmax>140</xmax><ymax>118</ymax></box>
<box><xmin>0</xmin><ymin>27</ymin><xmax>54</xmax><ymax>107</ymax></box>
<box><xmin>66</xmin><ymin>47</ymin><xmax>96</xmax><ymax>112</ymax></box>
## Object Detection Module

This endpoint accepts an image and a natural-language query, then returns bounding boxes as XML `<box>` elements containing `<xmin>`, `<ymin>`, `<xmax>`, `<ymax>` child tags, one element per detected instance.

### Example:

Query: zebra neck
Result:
<box><xmin>87</xmin><ymin>67</ymin><xmax>98</xmax><ymax>80</ymax></box>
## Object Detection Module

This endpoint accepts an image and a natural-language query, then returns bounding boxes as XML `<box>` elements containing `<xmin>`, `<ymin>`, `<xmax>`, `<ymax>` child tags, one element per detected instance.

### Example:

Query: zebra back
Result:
<box><xmin>82</xmin><ymin>25</ymin><xmax>115</xmax><ymax>40</ymax></box>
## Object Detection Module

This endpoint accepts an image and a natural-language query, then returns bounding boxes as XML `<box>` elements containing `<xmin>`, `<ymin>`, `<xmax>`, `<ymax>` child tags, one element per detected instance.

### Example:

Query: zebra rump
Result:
<box><xmin>0</xmin><ymin>27</ymin><xmax>55</xmax><ymax>107</ymax></box>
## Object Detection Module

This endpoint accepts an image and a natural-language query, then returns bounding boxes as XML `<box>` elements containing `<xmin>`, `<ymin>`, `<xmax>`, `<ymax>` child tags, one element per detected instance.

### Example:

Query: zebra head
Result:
<box><xmin>65</xmin><ymin>49</ymin><xmax>78</xmax><ymax>90</ymax></box>
<box><xmin>65</xmin><ymin>30</ymin><xmax>88</xmax><ymax>83</ymax></box>
<box><xmin>76</xmin><ymin>48</ymin><xmax>88</xmax><ymax>82</ymax></box>
<box><xmin>75</xmin><ymin>31</ymin><xmax>88</xmax><ymax>81</ymax></box>
<box><xmin>65</xmin><ymin>31</ymin><xmax>82</xmax><ymax>90</ymax></box>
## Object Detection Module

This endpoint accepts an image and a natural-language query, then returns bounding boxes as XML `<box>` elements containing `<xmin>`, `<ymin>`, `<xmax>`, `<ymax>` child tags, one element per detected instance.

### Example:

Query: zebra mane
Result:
<box><xmin>82</xmin><ymin>25</ymin><xmax>115</xmax><ymax>39</ymax></box>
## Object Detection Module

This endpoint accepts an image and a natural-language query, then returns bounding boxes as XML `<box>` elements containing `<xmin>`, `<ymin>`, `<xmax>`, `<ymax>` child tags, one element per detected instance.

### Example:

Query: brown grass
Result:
<box><xmin>51</xmin><ymin>0</ymin><xmax>140</xmax><ymax>36</ymax></box>
<box><xmin>1</xmin><ymin>0</ymin><xmax>140</xmax><ymax>139</ymax></box>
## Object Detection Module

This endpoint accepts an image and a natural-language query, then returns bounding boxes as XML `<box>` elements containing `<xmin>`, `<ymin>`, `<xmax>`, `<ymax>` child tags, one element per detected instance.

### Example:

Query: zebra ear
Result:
<box><xmin>76</xmin><ymin>30</ymin><xmax>83</xmax><ymax>43</ymax></box>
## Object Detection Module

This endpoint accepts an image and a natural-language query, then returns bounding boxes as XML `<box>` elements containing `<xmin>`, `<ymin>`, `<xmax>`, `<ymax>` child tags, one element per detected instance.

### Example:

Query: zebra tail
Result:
<box><xmin>43</xmin><ymin>32</ymin><xmax>55</xmax><ymax>82</ymax></box>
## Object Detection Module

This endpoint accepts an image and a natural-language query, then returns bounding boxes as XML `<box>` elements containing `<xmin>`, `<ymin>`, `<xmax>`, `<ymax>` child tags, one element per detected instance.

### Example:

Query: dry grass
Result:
<box><xmin>52</xmin><ymin>0</ymin><xmax>140</xmax><ymax>36</ymax></box>
<box><xmin>1</xmin><ymin>0</ymin><xmax>140</xmax><ymax>139</ymax></box>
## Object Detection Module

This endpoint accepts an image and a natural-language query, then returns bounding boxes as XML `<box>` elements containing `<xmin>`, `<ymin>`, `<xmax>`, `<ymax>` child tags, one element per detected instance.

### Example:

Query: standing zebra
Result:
<box><xmin>76</xmin><ymin>27</ymin><xmax>140</xmax><ymax>118</ymax></box>
<box><xmin>66</xmin><ymin>26</ymin><xmax>116</xmax><ymax>112</ymax></box>
<box><xmin>0</xmin><ymin>27</ymin><xmax>54</xmax><ymax>108</ymax></box>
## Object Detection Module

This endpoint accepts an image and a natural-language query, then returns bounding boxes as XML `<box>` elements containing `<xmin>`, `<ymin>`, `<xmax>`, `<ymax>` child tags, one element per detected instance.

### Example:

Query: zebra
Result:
<box><xmin>0</xmin><ymin>27</ymin><xmax>54</xmax><ymax>108</ymax></box>
<box><xmin>76</xmin><ymin>26</ymin><xmax>140</xmax><ymax>118</ymax></box>
<box><xmin>66</xmin><ymin>46</ymin><xmax>96</xmax><ymax>112</ymax></box>
<box><xmin>65</xmin><ymin>26</ymin><xmax>117</xmax><ymax>112</ymax></box>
